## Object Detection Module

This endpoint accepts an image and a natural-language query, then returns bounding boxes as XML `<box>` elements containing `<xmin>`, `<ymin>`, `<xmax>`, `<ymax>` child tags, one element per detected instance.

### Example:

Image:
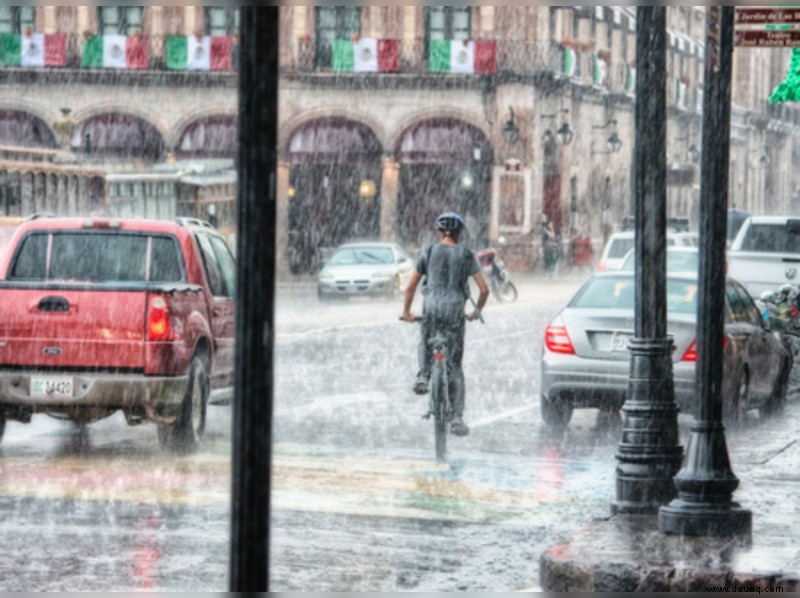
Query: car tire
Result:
<box><xmin>157</xmin><ymin>354</ymin><xmax>210</xmax><ymax>453</ymax></box>
<box><xmin>726</xmin><ymin>369</ymin><xmax>749</xmax><ymax>425</ymax></box>
<box><xmin>761</xmin><ymin>360</ymin><xmax>788</xmax><ymax>419</ymax></box>
<box><xmin>540</xmin><ymin>394</ymin><xmax>573</xmax><ymax>427</ymax></box>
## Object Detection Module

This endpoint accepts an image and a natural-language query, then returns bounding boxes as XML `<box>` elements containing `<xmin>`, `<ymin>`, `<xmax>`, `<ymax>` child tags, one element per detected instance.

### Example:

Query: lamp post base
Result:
<box><xmin>659</xmin><ymin>500</ymin><xmax>752</xmax><ymax>539</ymax></box>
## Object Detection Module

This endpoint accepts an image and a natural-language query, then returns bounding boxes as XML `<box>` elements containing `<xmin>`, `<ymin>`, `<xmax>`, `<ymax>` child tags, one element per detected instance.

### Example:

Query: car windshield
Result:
<box><xmin>570</xmin><ymin>276</ymin><xmax>699</xmax><ymax>314</ymax></box>
<box><xmin>328</xmin><ymin>246</ymin><xmax>394</xmax><ymax>265</ymax></box>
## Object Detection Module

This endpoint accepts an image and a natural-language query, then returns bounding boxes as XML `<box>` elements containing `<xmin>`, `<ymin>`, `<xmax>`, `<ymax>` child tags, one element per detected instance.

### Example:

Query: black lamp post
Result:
<box><xmin>659</xmin><ymin>5</ymin><xmax>752</xmax><ymax>539</ymax></box>
<box><xmin>611</xmin><ymin>6</ymin><xmax>684</xmax><ymax>516</ymax></box>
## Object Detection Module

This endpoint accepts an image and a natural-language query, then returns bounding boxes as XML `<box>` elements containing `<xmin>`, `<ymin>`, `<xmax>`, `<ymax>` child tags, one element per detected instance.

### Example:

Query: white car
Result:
<box><xmin>317</xmin><ymin>242</ymin><xmax>414</xmax><ymax>301</ymax></box>
<box><xmin>596</xmin><ymin>230</ymin><xmax>696</xmax><ymax>271</ymax></box>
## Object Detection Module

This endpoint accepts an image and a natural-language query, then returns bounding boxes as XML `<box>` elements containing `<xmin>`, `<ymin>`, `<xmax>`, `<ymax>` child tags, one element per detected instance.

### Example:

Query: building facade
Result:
<box><xmin>0</xmin><ymin>6</ymin><xmax>797</xmax><ymax>273</ymax></box>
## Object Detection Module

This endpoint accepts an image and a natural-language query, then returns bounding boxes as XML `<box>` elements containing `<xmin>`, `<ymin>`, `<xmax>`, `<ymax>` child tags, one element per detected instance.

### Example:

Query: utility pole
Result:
<box><xmin>230</xmin><ymin>7</ymin><xmax>279</xmax><ymax>590</ymax></box>
<box><xmin>612</xmin><ymin>7</ymin><xmax>684</xmax><ymax>515</ymax></box>
<box><xmin>659</xmin><ymin>6</ymin><xmax>752</xmax><ymax>538</ymax></box>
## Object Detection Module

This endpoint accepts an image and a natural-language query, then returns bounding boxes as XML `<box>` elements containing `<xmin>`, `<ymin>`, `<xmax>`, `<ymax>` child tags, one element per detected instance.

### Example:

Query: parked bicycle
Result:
<box><xmin>757</xmin><ymin>283</ymin><xmax>800</xmax><ymax>393</ymax></box>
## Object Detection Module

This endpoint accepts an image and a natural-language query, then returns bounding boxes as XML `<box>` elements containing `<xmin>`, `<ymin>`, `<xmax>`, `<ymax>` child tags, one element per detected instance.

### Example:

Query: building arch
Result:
<box><xmin>393</xmin><ymin>116</ymin><xmax>493</xmax><ymax>250</ymax></box>
<box><xmin>280</xmin><ymin>108</ymin><xmax>388</xmax><ymax>154</ymax></box>
<box><xmin>71</xmin><ymin>112</ymin><xmax>166</xmax><ymax>161</ymax></box>
<box><xmin>0</xmin><ymin>109</ymin><xmax>57</xmax><ymax>148</ymax></box>
<box><xmin>284</xmin><ymin>116</ymin><xmax>384</xmax><ymax>274</ymax></box>
<box><xmin>175</xmin><ymin>114</ymin><xmax>238</xmax><ymax>159</ymax></box>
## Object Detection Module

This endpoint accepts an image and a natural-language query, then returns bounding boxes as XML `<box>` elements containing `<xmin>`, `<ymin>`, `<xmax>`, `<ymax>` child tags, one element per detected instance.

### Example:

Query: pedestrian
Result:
<box><xmin>541</xmin><ymin>214</ymin><xmax>559</xmax><ymax>275</ymax></box>
<box><xmin>401</xmin><ymin>212</ymin><xmax>489</xmax><ymax>437</ymax></box>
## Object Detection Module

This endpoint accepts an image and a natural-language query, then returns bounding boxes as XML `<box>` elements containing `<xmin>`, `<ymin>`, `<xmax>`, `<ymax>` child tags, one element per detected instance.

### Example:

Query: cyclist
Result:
<box><xmin>401</xmin><ymin>211</ymin><xmax>490</xmax><ymax>437</ymax></box>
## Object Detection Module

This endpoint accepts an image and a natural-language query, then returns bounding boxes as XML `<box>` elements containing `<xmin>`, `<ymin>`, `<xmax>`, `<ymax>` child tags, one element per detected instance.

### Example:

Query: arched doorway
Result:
<box><xmin>286</xmin><ymin>117</ymin><xmax>383</xmax><ymax>274</ymax></box>
<box><xmin>72</xmin><ymin>113</ymin><xmax>165</xmax><ymax>161</ymax></box>
<box><xmin>395</xmin><ymin>118</ymin><xmax>492</xmax><ymax>252</ymax></box>
<box><xmin>0</xmin><ymin>110</ymin><xmax>57</xmax><ymax>148</ymax></box>
<box><xmin>176</xmin><ymin>115</ymin><xmax>237</xmax><ymax>159</ymax></box>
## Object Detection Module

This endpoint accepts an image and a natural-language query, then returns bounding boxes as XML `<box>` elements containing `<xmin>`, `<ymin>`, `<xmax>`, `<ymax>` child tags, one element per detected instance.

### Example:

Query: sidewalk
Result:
<box><xmin>539</xmin><ymin>400</ymin><xmax>800</xmax><ymax>592</ymax></box>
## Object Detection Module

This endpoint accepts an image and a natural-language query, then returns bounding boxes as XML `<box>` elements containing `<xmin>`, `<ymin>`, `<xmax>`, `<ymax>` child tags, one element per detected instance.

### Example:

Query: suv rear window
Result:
<box><xmin>739</xmin><ymin>223</ymin><xmax>800</xmax><ymax>253</ymax></box>
<box><xmin>9</xmin><ymin>232</ymin><xmax>184</xmax><ymax>282</ymax></box>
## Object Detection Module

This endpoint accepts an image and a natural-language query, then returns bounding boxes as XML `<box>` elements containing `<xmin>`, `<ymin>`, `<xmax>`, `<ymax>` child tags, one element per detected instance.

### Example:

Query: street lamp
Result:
<box><xmin>501</xmin><ymin>107</ymin><xmax>520</xmax><ymax>145</ymax></box>
<box><xmin>606</xmin><ymin>131</ymin><xmax>622</xmax><ymax>153</ymax></box>
<box><xmin>541</xmin><ymin>109</ymin><xmax>573</xmax><ymax>146</ymax></box>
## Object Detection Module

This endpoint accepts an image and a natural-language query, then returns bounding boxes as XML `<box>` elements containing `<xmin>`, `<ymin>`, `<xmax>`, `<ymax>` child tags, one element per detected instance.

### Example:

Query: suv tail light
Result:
<box><xmin>147</xmin><ymin>296</ymin><xmax>171</xmax><ymax>341</ymax></box>
<box><xmin>545</xmin><ymin>319</ymin><xmax>576</xmax><ymax>355</ymax></box>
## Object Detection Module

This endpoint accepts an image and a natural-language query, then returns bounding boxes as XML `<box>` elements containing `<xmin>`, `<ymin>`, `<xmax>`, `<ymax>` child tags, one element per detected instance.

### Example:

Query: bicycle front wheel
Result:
<box><xmin>431</xmin><ymin>362</ymin><xmax>447</xmax><ymax>462</ymax></box>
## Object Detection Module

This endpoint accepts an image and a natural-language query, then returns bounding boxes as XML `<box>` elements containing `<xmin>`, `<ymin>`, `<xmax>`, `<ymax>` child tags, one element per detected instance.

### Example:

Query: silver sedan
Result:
<box><xmin>317</xmin><ymin>242</ymin><xmax>414</xmax><ymax>301</ymax></box>
<box><xmin>540</xmin><ymin>272</ymin><xmax>789</xmax><ymax>427</ymax></box>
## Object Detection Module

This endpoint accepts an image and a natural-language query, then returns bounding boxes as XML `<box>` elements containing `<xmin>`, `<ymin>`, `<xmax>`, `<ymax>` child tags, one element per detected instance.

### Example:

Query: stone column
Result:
<box><xmin>20</xmin><ymin>172</ymin><xmax>34</xmax><ymax>215</ymax></box>
<box><xmin>379</xmin><ymin>156</ymin><xmax>399</xmax><ymax>242</ymax></box>
<box><xmin>276</xmin><ymin>159</ymin><xmax>290</xmax><ymax>276</ymax></box>
<box><xmin>67</xmin><ymin>175</ymin><xmax>78</xmax><ymax>215</ymax></box>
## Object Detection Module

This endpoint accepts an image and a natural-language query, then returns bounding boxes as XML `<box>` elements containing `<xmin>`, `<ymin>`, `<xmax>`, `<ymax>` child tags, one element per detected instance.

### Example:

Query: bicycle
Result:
<box><xmin>403</xmin><ymin>315</ymin><xmax>473</xmax><ymax>462</ymax></box>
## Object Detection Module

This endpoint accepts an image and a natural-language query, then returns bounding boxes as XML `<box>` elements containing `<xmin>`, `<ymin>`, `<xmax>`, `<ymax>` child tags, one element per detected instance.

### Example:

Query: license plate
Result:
<box><xmin>611</xmin><ymin>333</ymin><xmax>632</xmax><ymax>352</ymax></box>
<box><xmin>31</xmin><ymin>376</ymin><xmax>74</xmax><ymax>399</ymax></box>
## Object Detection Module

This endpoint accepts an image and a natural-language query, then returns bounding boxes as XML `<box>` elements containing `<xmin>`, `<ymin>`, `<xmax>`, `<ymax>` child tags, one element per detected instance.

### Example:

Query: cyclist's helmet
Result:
<box><xmin>434</xmin><ymin>212</ymin><xmax>465</xmax><ymax>235</ymax></box>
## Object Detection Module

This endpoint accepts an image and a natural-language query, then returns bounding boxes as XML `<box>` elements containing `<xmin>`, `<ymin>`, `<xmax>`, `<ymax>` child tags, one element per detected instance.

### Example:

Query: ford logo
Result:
<box><xmin>787</xmin><ymin>268</ymin><xmax>797</xmax><ymax>281</ymax></box>
<box><xmin>42</xmin><ymin>347</ymin><xmax>62</xmax><ymax>356</ymax></box>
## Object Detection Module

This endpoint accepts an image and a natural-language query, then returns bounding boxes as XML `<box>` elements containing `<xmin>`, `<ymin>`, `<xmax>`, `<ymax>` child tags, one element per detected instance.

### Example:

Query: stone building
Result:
<box><xmin>0</xmin><ymin>6</ymin><xmax>797</xmax><ymax>274</ymax></box>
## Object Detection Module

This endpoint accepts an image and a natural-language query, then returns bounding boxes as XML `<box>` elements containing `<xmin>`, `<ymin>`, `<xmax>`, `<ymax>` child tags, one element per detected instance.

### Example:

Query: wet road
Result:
<box><xmin>0</xmin><ymin>274</ymin><xmax>792</xmax><ymax>591</ymax></box>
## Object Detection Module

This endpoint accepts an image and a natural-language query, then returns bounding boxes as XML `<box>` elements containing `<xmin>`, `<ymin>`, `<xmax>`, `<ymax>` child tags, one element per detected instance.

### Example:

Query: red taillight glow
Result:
<box><xmin>545</xmin><ymin>324</ymin><xmax>575</xmax><ymax>355</ymax></box>
<box><xmin>682</xmin><ymin>340</ymin><xmax>697</xmax><ymax>362</ymax></box>
<box><xmin>147</xmin><ymin>296</ymin><xmax>171</xmax><ymax>341</ymax></box>
<box><xmin>681</xmin><ymin>336</ymin><xmax>729</xmax><ymax>362</ymax></box>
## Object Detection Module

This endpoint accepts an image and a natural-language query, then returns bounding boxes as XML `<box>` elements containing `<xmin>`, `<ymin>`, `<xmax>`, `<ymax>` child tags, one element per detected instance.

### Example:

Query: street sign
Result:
<box><xmin>736</xmin><ymin>29</ymin><xmax>800</xmax><ymax>47</ymax></box>
<box><xmin>736</xmin><ymin>8</ymin><xmax>800</xmax><ymax>25</ymax></box>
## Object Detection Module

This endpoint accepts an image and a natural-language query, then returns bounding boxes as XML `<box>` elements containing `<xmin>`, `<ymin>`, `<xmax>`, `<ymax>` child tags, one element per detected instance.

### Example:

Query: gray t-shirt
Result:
<box><xmin>416</xmin><ymin>243</ymin><xmax>479</xmax><ymax>314</ymax></box>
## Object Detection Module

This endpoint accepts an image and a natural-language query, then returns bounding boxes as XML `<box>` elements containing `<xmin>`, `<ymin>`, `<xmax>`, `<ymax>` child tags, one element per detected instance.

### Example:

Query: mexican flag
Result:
<box><xmin>429</xmin><ymin>40</ymin><xmax>496</xmax><ymax>74</ymax></box>
<box><xmin>563</xmin><ymin>47</ymin><xmax>578</xmax><ymax>78</ymax></box>
<box><xmin>332</xmin><ymin>38</ymin><xmax>398</xmax><ymax>72</ymax></box>
<box><xmin>81</xmin><ymin>35</ymin><xmax>149</xmax><ymax>69</ymax></box>
<box><xmin>592</xmin><ymin>53</ymin><xmax>607</xmax><ymax>86</ymax></box>
<box><xmin>166</xmin><ymin>35</ymin><xmax>232</xmax><ymax>70</ymax></box>
<box><xmin>0</xmin><ymin>32</ymin><xmax>66</xmax><ymax>67</ymax></box>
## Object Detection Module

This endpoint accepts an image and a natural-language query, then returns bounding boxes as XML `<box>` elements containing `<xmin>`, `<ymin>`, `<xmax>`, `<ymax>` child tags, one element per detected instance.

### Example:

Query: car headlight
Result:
<box><xmin>319</xmin><ymin>270</ymin><xmax>334</xmax><ymax>280</ymax></box>
<box><xmin>372</xmin><ymin>270</ymin><xmax>393</xmax><ymax>279</ymax></box>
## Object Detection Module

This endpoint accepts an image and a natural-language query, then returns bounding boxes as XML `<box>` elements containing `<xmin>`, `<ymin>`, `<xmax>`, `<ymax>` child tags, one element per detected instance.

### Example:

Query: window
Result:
<box><xmin>425</xmin><ymin>7</ymin><xmax>471</xmax><ymax>42</ymax></box>
<box><xmin>205</xmin><ymin>7</ymin><xmax>239</xmax><ymax>36</ymax></box>
<box><xmin>98</xmin><ymin>7</ymin><xmax>144</xmax><ymax>36</ymax></box>
<box><xmin>209</xmin><ymin>234</ymin><xmax>237</xmax><ymax>299</ymax></box>
<box><xmin>315</xmin><ymin>6</ymin><xmax>361</xmax><ymax>68</ymax></box>
<box><xmin>195</xmin><ymin>231</ymin><xmax>227</xmax><ymax>297</ymax></box>
<box><xmin>0</xmin><ymin>6</ymin><xmax>35</xmax><ymax>34</ymax></box>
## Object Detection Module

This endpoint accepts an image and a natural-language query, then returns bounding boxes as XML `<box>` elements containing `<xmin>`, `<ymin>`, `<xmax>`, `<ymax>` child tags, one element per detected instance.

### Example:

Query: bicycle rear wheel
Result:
<box><xmin>431</xmin><ymin>362</ymin><xmax>447</xmax><ymax>462</ymax></box>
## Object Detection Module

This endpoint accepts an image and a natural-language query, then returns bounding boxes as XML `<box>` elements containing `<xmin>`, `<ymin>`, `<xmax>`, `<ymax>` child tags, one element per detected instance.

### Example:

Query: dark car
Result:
<box><xmin>540</xmin><ymin>272</ymin><xmax>789</xmax><ymax>427</ymax></box>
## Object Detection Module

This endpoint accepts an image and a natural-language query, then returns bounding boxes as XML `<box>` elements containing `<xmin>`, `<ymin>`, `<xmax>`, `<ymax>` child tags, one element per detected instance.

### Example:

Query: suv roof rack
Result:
<box><xmin>620</xmin><ymin>216</ymin><xmax>690</xmax><ymax>233</ymax></box>
<box><xmin>175</xmin><ymin>217</ymin><xmax>215</xmax><ymax>230</ymax></box>
<box><xmin>26</xmin><ymin>213</ymin><xmax>57</xmax><ymax>221</ymax></box>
